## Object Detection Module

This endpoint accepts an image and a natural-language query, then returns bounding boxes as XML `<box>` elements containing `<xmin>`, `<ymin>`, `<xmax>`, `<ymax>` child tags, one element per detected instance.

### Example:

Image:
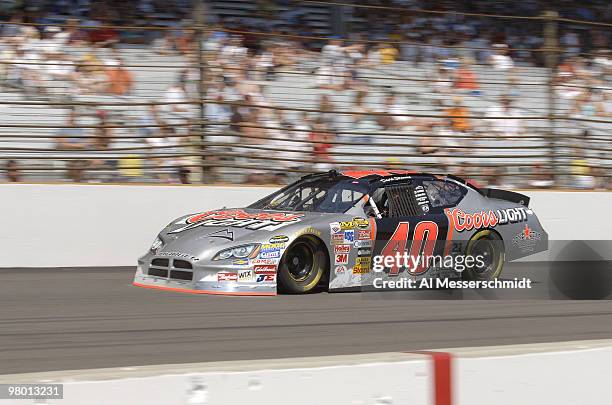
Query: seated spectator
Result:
<box><xmin>570</xmin><ymin>146</ymin><xmax>594</xmax><ymax>189</ymax></box>
<box><xmin>5</xmin><ymin>160</ymin><xmax>20</xmax><ymax>182</ymax></box>
<box><xmin>56</xmin><ymin>109</ymin><xmax>91</xmax><ymax>150</ymax></box>
<box><xmin>164</xmin><ymin>80</ymin><xmax>190</xmax><ymax>113</ymax></box>
<box><xmin>528</xmin><ymin>165</ymin><xmax>555</xmax><ymax>188</ymax></box>
<box><xmin>75</xmin><ymin>54</ymin><xmax>107</xmax><ymax>94</ymax></box>
<box><xmin>106</xmin><ymin>58</ymin><xmax>133</xmax><ymax>96</ymax></box>
<box><xmin>431</xmin><ymin>65</ymin><xmax>453</xmax><ymax>94</ymax></box>
<box><xmin>379</xmin><ymin>43</ymin><xmax>399</xmax><ymax>64</ymax></box>
<box><xmin>90</xmin><ymin>110</ymin><xmax>115</xmax><ymax>181</ymax></box>
<box><xmin>318</xmin><ymin>38</ymin><xmax>348</xmax><ymax>91</ymax></box>
<box><xmin>63</xmin><ymin>19</ymin><xmax>88</xmax><ymax>45</ymax></box>
<box><xmin>352</xmin><ymin>91</ymin><xmax>371</xmax><ymax>119</ymax></box>
<box><xmin>309</xmin><ymin>119</ymin><xmax>334</xmax><ymax>171</ymax></box>
<box><xmin>489</xmin><ymin>44</ymin><xmax>514</xmax><ymax>71</ymax></box>
<box><xmin>318</xmin><ymin>94</ymin><xmax>339</xmax><ymax>133</ymax></box>
<box><xmin>454</xmin><ymin>62</ymin><xmax>480</xmax><ymax>95</ymax></box>
<box><xmin>445</xmin><ymin>96</ymin><xmax>472</xmax><ymax>134</ymax></box>
<box><xmin>240</xmin><ymin>108</ymin><xmax>271</xmax><ymax>184</ymax></box>
<box><xmin>570</xmin><ymin>89</ymin><xmax>602</xmax><ymax>118</ymax></box>
<box><xmin>56</xmin><ymin>109</ymin><xmax>91</xmax><ymax>182</ymax></box>
<box><xmin>485</xmin><ymin>97</ymin><xmax>523</xmax><ymax>138</ymax></box>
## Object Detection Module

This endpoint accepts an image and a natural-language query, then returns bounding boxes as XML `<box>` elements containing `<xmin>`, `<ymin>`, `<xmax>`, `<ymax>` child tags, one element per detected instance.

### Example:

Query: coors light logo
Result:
<box><xmin>170</xmin><ymin>209</ymin><xmax>303</xmax><ymax>234</ymax></box>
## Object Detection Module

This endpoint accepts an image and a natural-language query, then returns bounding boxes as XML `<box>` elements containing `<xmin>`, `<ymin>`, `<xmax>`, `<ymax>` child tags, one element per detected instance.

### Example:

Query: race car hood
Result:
<box><xmin>153</xmin><ymin>208</ymin><xmax>329</xmax><ymax>261</ymax></box>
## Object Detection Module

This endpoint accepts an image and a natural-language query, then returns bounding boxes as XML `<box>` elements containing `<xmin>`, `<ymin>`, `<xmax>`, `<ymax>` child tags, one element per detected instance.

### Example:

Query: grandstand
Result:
<box><xmin>0</xmin><ymin>1</ymin><xmax>610</xmax><ymax>188</ymax></box>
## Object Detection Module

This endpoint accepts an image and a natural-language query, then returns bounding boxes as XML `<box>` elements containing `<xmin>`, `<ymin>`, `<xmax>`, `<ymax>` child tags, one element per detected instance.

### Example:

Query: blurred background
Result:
<box><xmin>0</xmin><ymin>0</ymin><xmax>609</xmax><ymax>189</ymax></box>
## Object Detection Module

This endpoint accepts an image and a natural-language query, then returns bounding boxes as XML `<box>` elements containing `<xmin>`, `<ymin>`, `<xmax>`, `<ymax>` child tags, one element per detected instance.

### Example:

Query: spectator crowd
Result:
<box><xmin>0</xmin><ymin>0</ymin><xmax>611</xmax><ymax>189</ymax></box>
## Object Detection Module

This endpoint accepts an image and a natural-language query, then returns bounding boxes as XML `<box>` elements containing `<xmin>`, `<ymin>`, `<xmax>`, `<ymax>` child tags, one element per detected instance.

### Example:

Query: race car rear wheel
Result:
<box><xmin>278</xmin><ymin>236</ymin><xmax>327</xmax><ymax>294</ymax></box>
<box><xmin>463</xmin><ymin>230</ymin><xmax>505</xmax><ymax>281</ymax></box>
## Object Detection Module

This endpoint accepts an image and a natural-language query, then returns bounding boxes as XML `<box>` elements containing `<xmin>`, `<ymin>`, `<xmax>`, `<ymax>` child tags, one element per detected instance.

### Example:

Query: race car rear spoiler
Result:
<box><xmin>479</xmin><ymin>188</ymin><xmax>530</xmax><ymax>207</ymax></box>
<box><xmin>446</xmin><ymin>175</ymin><xmax>530</xmax><ymax>207</ymax></box>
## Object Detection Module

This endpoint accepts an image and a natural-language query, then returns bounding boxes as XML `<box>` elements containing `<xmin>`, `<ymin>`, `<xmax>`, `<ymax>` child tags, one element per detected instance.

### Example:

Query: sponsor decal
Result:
<box><xmin>269</xmin><ymin>235</ymin><xmax>289</xmax><ymax>243</ymax></box>
<box><xmin>447</xmin><ymin>208</ymin><xmax>499</xmax><ymax>232</ymax></box>
<box><xmin>357</xmin><ymin>229</ymin><xmax>371</xmax><ymax>240</ymax></box>
<box><xmin>339</xmin><ymin>221</ymin><xmax>356</xmax><ymax>230</ymax></box>
<box><xmin>352</xmin><ymin>266</ymin><xmax>370</xmax><ymax>274</ymax></box>
<box><xmin>342</xmin><ymin>169</ymin><xmax>414</xmax><ymax>179</ymax></box>
<box><xmin>334</xmin><ymin>265</ymin><xmax>347</xmax><ymax>275</ymax></box>
<box><xmin>256</xmin><ymin>274</ymin><xmax>276</xmax><ymax>283</ymax></box>
<box><xmin>254</xmin><ymin>265</ymin><xmax>276</xmax><ymax>274</ymax></box>
<box><xmin>238</xmin><ymin>268</ymin><xmax>254</xmax><ymax>282</ymax></box>
<box><xmin>329</xmin><ymin>222</ymin><xmax>341</xmax><ymax>234</ymax></box>
<box><xmin>413</xmin><ymin>185</ymin><xmax>430</xmax><ymax>213</ymax></box>
<box><xmin>334</xmin><ymin>244</ymin><xmax>351</xmax><ymax>254</ymax></box>
<box><xmin>298</xmin><ymin>226</ymin><xmax>322</xmax><ymax>237</ymax></box>
<box><xmin>170</xmin><ymin>209</ymin><xmax>303</xmax><ymax>234</ymax></box>
<box><xmin>259</xmin><ymin>242</ymin><xmax>285</xmax><ymax>259</ymax></box>
<box><xmin>352</xmin><ymin>217</ymin><xmax>369</xmax><ymax>229</ymax></box>
<box><xmin>232</xmin><ymin>259</ymin><xmax>250</xmax><ymax>266</ymax></box>
<box><xmin>358</xmin><ymin>248</ymin><xmax>372</xmax><ymax>256</ymax></box>
<box><xmin>157</xmin><ymin>251</ymin><xmax>199</xmax><ymax>261</ymax></box>
<box><xmin>338</xmin><ymin>218</ymin><xmax>369</xmax><ymax>231</ymax></box>
<box><xmin>334</xmin><ymin>253</ymin><xmax>349</xmax><ymax>265</ymax></box>
<box><xmin>496</xmin><ymin>207</ymin><xmax>528</xmax><ymax>225</ymax></box>
<box><xmin>513</xmin><ymin>224</ymin><xmax>542</xmax><ymax>253</ymax></box>
<box><xmin>331</xmin><ymin>233</ymin><xmax>345</xmax><ymax>244</ymax></box>
<box><xmin>343</xmin><ymin>230</ymin><xmax>355</xmax><ymax>243</ymax></box>
<box><xmin>250</xmin><ymin>258</ymin><xmax>278</xmax><ymax>265</ymax></box>
<box><xmin>261</xmin><ymin>242</ymin><xmax>286</xmax><ymax>250</ymax></box>
<box><xmin>380</xmin><ymin>175</ymin><xmax>412</xmax><ymax>183</ymax></box>
<box><xmin>217</xmin><ymin>272</ymin><xmax>237</xmax><ymax>282</ymax></box>
<box><xmin>353</xmin><ymin>257</ymin><xmax>371</xmax><ymax>274</ymax></box>
<box><xmin>259</xmin><ymin>250</ymin><xmax>281</xmax><ymax>259</ymax></box>
<box><xmin>354</xmin><ymin>239</ymin><xmax>372</xmax><ymax>248</ymax></box>
<box><xmin>208</xmin><ymin>229</ymin><xmax>234</xmax><ymax>241</ymax></box>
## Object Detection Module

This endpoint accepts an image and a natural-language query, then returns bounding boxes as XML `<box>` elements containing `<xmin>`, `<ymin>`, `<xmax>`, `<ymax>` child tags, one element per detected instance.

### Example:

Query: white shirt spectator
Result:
<box><xmin>490</xmin><ymin>52</ymin><xmax>514</xmax><ymax>70</ymax></box>
<box><xmin>164</xmin><ymin>84</ymin><xmax>189</xmax><ymax>114</ymax></box>
<box><xmin>486</xmin><ymin>104</ymin><xmax>523</xmax><ymax>137</ymax></box>
<box><xmin>321</xmin><ymin>43</ymin><xmax>345</xmax><ymax>67</ymax></box>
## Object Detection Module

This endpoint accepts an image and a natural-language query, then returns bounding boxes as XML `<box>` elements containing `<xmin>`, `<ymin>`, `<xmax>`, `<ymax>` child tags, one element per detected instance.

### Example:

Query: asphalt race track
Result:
<box><xmin>1</xmin><ymin>264</ymin><xmax>612</xmax><ymax>375</ymax></box>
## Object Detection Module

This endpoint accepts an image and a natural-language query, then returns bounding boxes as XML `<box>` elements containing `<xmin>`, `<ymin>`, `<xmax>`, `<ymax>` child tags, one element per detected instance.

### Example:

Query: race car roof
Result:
<box><xmin>301</xmin><ymin>169</ymin><xmax>465</xmax><ymax>185</ymax></box>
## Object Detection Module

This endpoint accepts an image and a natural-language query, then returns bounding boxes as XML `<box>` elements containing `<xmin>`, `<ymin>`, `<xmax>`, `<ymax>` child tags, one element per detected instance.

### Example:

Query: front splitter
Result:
<box><xmin>132</xmin><ymin>274</ymin><xmax>277</xmax><ymax>296</ymax></box>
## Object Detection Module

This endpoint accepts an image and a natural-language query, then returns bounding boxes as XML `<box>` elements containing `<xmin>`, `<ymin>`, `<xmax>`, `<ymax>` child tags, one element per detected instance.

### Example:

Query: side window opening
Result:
<box><xmin>423</xmin><ymin>180</ymin><xmax>465</xmax><ymax>208</ymax></box>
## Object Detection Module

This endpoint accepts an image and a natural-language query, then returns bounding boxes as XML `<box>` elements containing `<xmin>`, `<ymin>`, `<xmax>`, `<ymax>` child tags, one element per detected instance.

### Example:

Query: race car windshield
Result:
<box><xmin>249</xmin><ymin>178</ymin><xmax>368</xmax><ymax>213</ymax></box>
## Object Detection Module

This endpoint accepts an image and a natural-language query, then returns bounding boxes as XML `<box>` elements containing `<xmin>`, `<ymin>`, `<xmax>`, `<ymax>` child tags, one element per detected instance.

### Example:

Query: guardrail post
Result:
<box><xmin>543</xmin><ymin>10</ymin><xmax>559</xmax><ymax>186</ymax></box>
<box><xmin>194</xmin><ymin>0</ymin><xmax>208</xmax><ymax>183</ymax></box>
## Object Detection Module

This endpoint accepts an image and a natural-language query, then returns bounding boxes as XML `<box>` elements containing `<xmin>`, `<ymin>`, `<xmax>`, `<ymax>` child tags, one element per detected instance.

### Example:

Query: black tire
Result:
<box><xmin>463</xmin><ymin>230</ymin><xmax>505</xmax><ymax>281</ymax></box>
<box><xmin>278</xmin><ymin>236</ymin><xmax>328</xmax><ymax>294</ymax></box>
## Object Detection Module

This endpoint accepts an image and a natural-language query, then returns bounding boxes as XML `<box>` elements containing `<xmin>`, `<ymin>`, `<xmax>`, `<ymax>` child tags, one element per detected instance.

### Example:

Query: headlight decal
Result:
<box><xmin>212</xmin><ymin>244</ymin><xmax>260</xmax><ymax>261</ymax></box>
<box><xmin>150</xmin><ymin>236</ymin><xmax>163</xmax><ymax>252</ymax></box>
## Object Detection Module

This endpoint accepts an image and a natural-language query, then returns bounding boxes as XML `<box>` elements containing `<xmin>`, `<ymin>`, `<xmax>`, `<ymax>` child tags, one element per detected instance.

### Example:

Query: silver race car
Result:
<box><xmin>133</xmin><ymin>170</ymin><xmax>548</xmax><ymax>295</ymax></box>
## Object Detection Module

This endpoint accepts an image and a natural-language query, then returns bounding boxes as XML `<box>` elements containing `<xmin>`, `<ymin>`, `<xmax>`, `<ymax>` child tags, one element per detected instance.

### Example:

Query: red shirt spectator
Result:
<box><xmin>309</xmin><ymin>122</ymin><xmax>333</xmax><ymax>164</ymax></box>
<box><xmin>455</xmin><ymin>65</ymin><xmax>479</xmax><ymax>91</ymax></box>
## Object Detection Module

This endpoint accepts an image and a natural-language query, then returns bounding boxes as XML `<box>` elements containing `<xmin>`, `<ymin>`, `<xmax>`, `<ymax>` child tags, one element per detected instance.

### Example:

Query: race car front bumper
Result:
<box><xmin>132</xmin><ymin>259</ymin><xmax>277</xmax><ymax>296</ymax></box>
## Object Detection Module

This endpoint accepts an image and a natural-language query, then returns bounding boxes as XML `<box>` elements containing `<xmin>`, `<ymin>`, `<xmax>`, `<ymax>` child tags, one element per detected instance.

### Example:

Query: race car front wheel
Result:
<box><xmin>463</xmin><ymin>230</ymin><xmax>505</xmax><ymax>281</ymax></box>
<box><xmin>278</xmin><ymin>236</ymin><xmax>327</xmax><ymax>294</ymax></box>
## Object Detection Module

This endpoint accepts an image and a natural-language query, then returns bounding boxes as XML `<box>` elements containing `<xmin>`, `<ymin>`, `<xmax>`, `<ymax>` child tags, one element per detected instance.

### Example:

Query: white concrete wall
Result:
<box><xmin>1</xmin><ymin>184</ymin><xmax>610</xmax><ymax>268</ymax></box>
<box><xmin>0</xmin><ymin>184</ymin><xmax>275</xmax><ymax>268</ymax></box>
<box><xmin>0</xmin><ymin>353</ymin><xmax>432</xmax><ymax>405</ymax></box>
<box><xmin>1</xmin><ymin>340</ymin><xmax>611</xmax><ymax>405</ymax></box>
<box><xmin>456</xmin><ymin>345</ymin><xmax>612</xmax><ymax>405</ymax></box>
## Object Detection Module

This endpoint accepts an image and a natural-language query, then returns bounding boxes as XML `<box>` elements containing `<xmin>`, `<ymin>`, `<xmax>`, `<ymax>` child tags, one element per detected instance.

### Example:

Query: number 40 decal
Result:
<box><xmin>380</xmin><ymin>221</ymin><xmax>439</xmax><ymax>276</ymax></box>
